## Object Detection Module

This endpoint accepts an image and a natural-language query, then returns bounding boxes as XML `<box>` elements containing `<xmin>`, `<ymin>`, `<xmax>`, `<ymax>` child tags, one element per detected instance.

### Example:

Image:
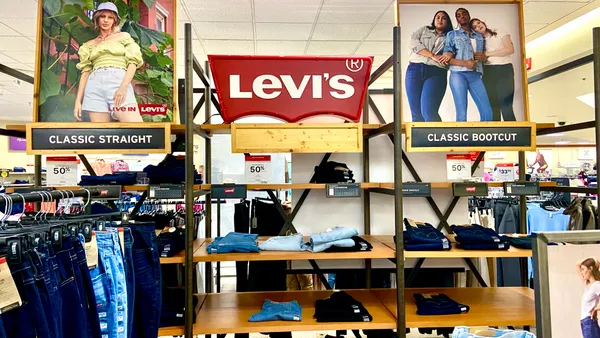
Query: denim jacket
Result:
<box><xmin>443</xmin><ymin>28</ymin><xmax>484</xmax><ymax>74</ymax></box>
<box><xmin>409</xmin><ymin>26</ymin><xmax>447</xmax><ymax>68</ymax></box>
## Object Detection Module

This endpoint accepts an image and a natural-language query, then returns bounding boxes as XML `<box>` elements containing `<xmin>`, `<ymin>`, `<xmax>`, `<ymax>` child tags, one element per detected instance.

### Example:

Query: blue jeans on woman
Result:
<box><xmin>449</xmin><ymin>71</ymin><xmax>493</xmax><ymax>121</ymax></box>
<box><xmin>405</xmin><ymin>62</ymin><xmax>446</xmax><ymax>122</ymax></box>
<box><xmin>582</xmin><ymin>317</ymin><xmax>600</xmax><ymax>338</ymax></box>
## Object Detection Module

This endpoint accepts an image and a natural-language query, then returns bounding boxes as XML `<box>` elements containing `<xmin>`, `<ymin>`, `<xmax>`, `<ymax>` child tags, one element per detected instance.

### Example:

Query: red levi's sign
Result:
<box><xmin>208</xmin><ymin>55</ymin><xmax>374</xmax><ymax>123</ymax></box>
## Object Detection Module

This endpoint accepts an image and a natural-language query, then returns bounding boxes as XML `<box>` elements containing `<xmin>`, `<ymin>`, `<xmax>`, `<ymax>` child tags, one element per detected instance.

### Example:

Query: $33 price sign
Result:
<box><xmin>245</xmin><ymin>155</ymin><xmax>271</xmax><ymax>184</ymax></box>
<box><xmin>446</xmin><ymin>154</ymin><xmax>472</xmax><ymax>181</ymax></box>
<box><xmin>46</xmin><ymin>156</ymin><xmax>79</xmax><ymax>186</ymax></box>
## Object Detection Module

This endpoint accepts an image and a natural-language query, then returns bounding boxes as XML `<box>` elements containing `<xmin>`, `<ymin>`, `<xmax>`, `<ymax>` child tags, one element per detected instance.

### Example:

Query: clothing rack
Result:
<box><xmin>0</xmin><ymin>188</ymin><xmax>101</xmax><ymax>206</ymax></box>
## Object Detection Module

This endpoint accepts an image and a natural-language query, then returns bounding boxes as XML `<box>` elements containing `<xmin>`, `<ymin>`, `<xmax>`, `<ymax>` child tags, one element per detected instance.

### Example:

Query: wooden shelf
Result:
<box><xmin>375</xmin><ymin>235</ymin><xmax>532</xmax><ymax>258</ymax></box>
<box><xmin>372</xmin><ymin>287</ymin><xmax>535</xmax><ymax>328</ymax></box>
<box><xmin>192</xmin><ymin>290</ymin><xmax>396</xmax><ymax>335</ymax></box>
<box><xmin>200</xmin><ymin>182</ymin><xmax>382</xmax><ymax>190</ymax></box>
<box><xmin>160</xmin><ymin>239</ymin><xmax>205</xmax><ymax>264</ymax></box>
<box><xmin>193</xmin><ymin>235</ymin><xmax>395</xmax><ymax>262</ymax></box>
<box><xmin>200</xmin><ymin>123</ymin><xmax>385</xmax><ymax>135</ymax></box>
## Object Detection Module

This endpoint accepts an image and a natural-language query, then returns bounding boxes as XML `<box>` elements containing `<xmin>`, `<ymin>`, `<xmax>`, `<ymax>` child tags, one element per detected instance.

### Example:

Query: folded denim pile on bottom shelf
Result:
<box><xmin>206</xmin><ymin>232</ymin><xmax>259</xmax><ymax>254</ymax></box>
<box><xmin>403</xmin><ymin>219</ymin><xmax>451</xmax><ymax>251</ymax></box>
<box><xmin>451</xmin><ymin>224</ymin><xmax>510</xmax><ymax>250</ymax></box>
<box><xmin>314</xmin><ymin>291</ymin><xmax>372</xmax><ymax>322</ymax></box>
<box><xmin>413</xmin><ymin>293</ymin><xmax>470</xmax><ymax>315</ymax></box>
<box><xmin>452</xmin><ymin>326</ymin><xmax>536</xmax><ymax>338</ymax></box>
<box><xmin>248</xmin><ymin>300</ymin><xmax>302</xmax><ymax>322</ymax></box>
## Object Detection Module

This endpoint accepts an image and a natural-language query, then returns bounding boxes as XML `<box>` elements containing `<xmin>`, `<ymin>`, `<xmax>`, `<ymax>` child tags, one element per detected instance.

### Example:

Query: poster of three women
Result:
<box><xmin>401</xmin><ymin>4</ymin><xmax>526</xmax><ymax>123</ymax></box>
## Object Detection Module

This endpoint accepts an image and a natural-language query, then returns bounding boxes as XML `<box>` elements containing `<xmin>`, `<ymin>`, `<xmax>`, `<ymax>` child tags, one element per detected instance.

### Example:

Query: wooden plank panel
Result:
<box><xmin>193</xmin><ymin>290</ymin><xmax>396</xmax><ymax>334</ymax></box>
<box><xmin>193</xmin><ymin>235</ymin><xmax>395</xmax><ymax>262</ymax></box>
<box><xmin>372</xmin><ymin>287</ymin><xmax>535</xmax><ymax>328</ymax></box>
<box><xmin>200</xmin><ymin>123</ymin><xmax>384</xmax><ymax>135</ymax></box>
<box><xmin>231</xmin><ymin>123</ymin><xmax>363</xmax><ymax>153</ymax></box>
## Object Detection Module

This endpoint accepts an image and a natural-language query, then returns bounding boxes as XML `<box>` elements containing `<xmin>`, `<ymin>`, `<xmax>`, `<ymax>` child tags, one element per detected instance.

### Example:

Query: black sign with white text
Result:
<box><xmin>410</xmin><ymin>126</ymin><xmax>532</xmax><ymax>149</ymax></box>
<box><xmin>504</xmin><ymin>181</ymin><xmax>540</xmax><ymax>196</ymax></box>
<box><xmin>402</xmin><ymin>183</ymin><xmax>431</xmax><ymax>197</ymax></box>
<box><xmin>452</xmin><ymin>182</ymin><xmax>489</xmax><ymax>197</ymax></box>
<box><xmin>31</xmin><ymin>128</ymin><xmax>166</xmax><ymax>151</ymax></box>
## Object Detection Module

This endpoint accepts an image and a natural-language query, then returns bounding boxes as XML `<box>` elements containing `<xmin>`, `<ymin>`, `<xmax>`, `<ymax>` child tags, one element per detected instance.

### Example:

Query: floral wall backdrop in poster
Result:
<box><xmin>37</xmin><ymin>0</ymin><xmax>176</xmax><ymax>123</ymax></box>
<box><xmin>399</xmin><ymin>4</ymin><xmax>526</xmax><ymax>123</ymax></box>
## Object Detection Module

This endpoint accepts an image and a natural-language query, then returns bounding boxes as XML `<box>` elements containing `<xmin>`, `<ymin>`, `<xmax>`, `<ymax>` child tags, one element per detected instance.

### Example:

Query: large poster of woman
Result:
<box><xmin>400</xmin><ymin>4</ymin><xmax>526</xmax><ymax>122</ymax></box>
<box><xmin>35</xmin><ymin>0</ymin><xmax>176</xmax><ymax>123</ymax></box>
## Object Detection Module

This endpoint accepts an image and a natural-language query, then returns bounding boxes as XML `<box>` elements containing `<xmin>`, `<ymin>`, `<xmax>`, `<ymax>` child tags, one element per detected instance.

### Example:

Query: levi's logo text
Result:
<box><xmin>108</xmin><ymin>104</ymin><xmax>168</xmax><ymax>115</ymax></box>
<box><xmin>208</xmin><ymin>55</ymin><xmax>373</xmax><ymax>123</ymax></box>
<box><xmin>466</xmin><ymin>187</ymin><xmax>476</xmax><ymax>192</ymax></box>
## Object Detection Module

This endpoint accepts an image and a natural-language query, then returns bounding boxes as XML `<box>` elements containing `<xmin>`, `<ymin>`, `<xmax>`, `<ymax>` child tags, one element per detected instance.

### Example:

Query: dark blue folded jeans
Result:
<box><xmin>131</xmin><ymin>223</ymin><xmax>162</xmax><ymax>338</ymax></box>
<box><xmin>404</xmin><ymin>220</ymin><xmax>449</xmax><ymax>244</ymax></box>
<box><xmin>413</xmin><ymin>293</ymin><xmax>469</xmax><ymax>315</ymax></box>
<box><xmin>451</xmin><ymin>224</ymin><xmax>502</xmax><ymax>243</ymax></box>
<box><xmin>458</xmin><ymin>241</ymin><xmax>510</xmax><ymax>250</ymax></box>
<box><xmin>582</xmin><ymin>317</ymin><xmax>600</xmax><ymax>338</ymax></box>
<box><xmin>1</xmin><ymin>253</ymin><xmax>51</xmax><ymax>338</ymax></box>
<box><xmin>405</xmin><ymin>241</ymin><xmax>450</xmax><ymax>251</ymax></box>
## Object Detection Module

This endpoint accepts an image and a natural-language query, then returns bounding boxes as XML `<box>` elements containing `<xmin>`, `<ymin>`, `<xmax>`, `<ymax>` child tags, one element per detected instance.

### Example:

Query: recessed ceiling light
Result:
<box><xmin>576</xmin><ymin>93</ymin><xmax>594</xmax><ymax>108</ymax></box>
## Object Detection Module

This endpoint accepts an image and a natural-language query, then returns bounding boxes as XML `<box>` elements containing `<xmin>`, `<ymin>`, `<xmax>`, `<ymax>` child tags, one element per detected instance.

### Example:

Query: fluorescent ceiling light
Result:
<box><xmin>527</xmin><ymin>7</ymin><xmax>600</xmax><ymax>49</ymax></box>
<box><xmin>555</xmin><ymin>141</ymin><xmax>571</xmax><ymax>145</ymax></box>
<box><xmin>578</xmin><ymin>141</ymin><xmax>592</xmax><ymax>144</ymax></box>
<box><xmin>577</xmin><ymin>93</ymin><xmax>595</xmax><ymax>108</ymax></box>
<box><xmin>545</xmin><ymin>133</ymin><xmax>566</xmax><ymax>137</ymax></box>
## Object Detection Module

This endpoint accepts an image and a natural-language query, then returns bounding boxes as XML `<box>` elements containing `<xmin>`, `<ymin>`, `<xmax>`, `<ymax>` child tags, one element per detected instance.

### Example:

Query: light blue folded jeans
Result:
<box><xmin>452</xmin><ymin>327</ymin><xmax>536</xmax><ymax>338</ymax></box>
<box><xmin>248</xmin><ymin>300</ymin><xmax>302</xmax><ymax>322</ymax></box>
<box><xmin>309</xmin><ymin>227</ymin><xmax>359</xmax><ymax>252</ymax></box>
<box><xmin>259</xmin><ymin>233</ymin><xmax>306</xmax><ymax>251</ymax></box>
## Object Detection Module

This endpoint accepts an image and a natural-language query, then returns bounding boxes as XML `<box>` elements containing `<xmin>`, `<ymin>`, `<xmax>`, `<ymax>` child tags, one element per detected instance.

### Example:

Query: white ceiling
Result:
<box><xmin>0</xmin><ymin>0</ymin><xmax>596</xmax><ymax>128</ymax></box>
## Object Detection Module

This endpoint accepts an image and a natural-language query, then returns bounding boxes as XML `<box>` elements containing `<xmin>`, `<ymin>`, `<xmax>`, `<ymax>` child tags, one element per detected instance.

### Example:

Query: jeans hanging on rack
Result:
<box><xmin>56</xmin><ymin>239</ymin><xmax>89</xmax><ymax>338</ymax></box>
<box><xmin>123</xmin><ymin>228</ymin><xmax>135</xmax><ymax>338</ymax></box>
<box><xmin>493</xmin><ymin>200</ymin><xmax>522</xmax><ymax>287</ymax></box>
<box><xmin>1</xmin><ymin>253</ymin><xmax>52</xmax><ymax>338</ymax></box>
<box><xmin>130</xmin><ymin>223</ymin><xmax>162</xmax><ymax>338</ymax></box>
<box><xmin>30</xmin><ymin>246</ymin><xmax>62</xmax><ymax>338</ymax></box>
<box><xmin>45</xmin><ymin>244</ymin><xmax>63</xmax><ymax>337</ymax></box>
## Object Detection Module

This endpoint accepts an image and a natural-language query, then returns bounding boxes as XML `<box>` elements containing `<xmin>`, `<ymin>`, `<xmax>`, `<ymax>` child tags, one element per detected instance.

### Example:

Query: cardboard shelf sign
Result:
<box><xmin>208</xmin><ymin>55</ymin><xmax>373</xmax><ymax>123</ymax></box>
<box><xmin>26</xmin><ymin>123</ymin><xmax>171</xmax><ymax>155</ymax></box>
<box><xmin>406</xmin><ymin>122</ymin><xmax>536</xmax><ymax>152</ymax></box>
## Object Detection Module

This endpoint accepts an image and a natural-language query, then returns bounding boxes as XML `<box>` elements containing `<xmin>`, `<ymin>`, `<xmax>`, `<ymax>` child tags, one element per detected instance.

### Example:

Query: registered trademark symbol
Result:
<box><xmin>346</xmin><ymin>59</ymin><xmax>364</xmax><ymax>72</ymax></box>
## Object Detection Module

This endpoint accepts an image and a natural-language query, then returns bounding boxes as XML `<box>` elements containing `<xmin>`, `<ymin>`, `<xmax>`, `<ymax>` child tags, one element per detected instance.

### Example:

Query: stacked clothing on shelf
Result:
<box><xmin>256</xmin><ymin>227</ymin><xmax>366</xmax><ymax>253</ymax></box>
<box><xmin>413</xmin><ymin>293</ymin><xmax>469</xmax><ymax>315</ymax></box>
<box><xmin>451</xmin><ymin>224</ymin><xmax>510</xmax><ymax>250</ymax></box>
<box><xmin>248</xmin><ymin>300</ymin><xmax>302</xmax><ymax>322</ymax></box>
<box><xmin>403</xmin><ymin>218</ymin><xmax>451</xmax><ymax>251</ymax></box>
<box><xmin>314</xmin><ymin>291</ymin><xmax>372</xmax><ymax>322</ymax></box>
<box><xmin>306</xmin><ymin>227</ymin><xmax>359</xmax><ymax>252</ymax></box>
<box><xmin>143</xmin><ymin>155</ymin><xmax>202</xmax><ymax>184</ymax></box>
<box><xmin>452</xmin><ymin>326</ymin><xmax>535</xmax><ymax>338</ymax></box>
<box><xmin>313</xmin><ymin>161</ymin><xmax>355</xmax><ymax>183</ymax></box>
<box><xmin>323</xmin><ymin>236</ymin><xmax>372</xmax><ymax>252</ymax></box>
<box><xmin>501</xmin><ymin>235</ymin><xmax>532</xmax><ymax>249</ymax></box>
<box><xmin>206</xmin><ymin>232</ymin><xmax>260</xmax><ymax>254</ymax></box>
<box><xmin>0</xmin><ymin>222</ymin><xmax>162</xmax><ymax>338</ymax></box>
<box><xmin>79</xmin><ymin>172</ymin><xmax>138</xmax><ymax>186</ymax></box>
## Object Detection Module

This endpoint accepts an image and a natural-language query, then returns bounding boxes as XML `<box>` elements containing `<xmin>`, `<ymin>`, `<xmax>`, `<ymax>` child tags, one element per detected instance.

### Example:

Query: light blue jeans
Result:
<box><xmin>449</xmin><ymin>71</ymin><xmax>493</xmax><ymax>122</ymax></box>
<box><xmin>207</xmin><ymin>232</ymin><xmax>259</xmax><ymax>254</ymax></box>
<box><xmin>452</xmin><ymin>326</ymin><xmax>536</xmax><ymax>338</ymax></box>
<box><xmin>309</xmin><ymin>227</ymin><xmax>358</xmax><ymax>252</ymax></box>
<box><xmin>248</xmin><ymin>300</ymin><xmax>302</xmax><ymax>322</ymax></box>
<box><xmin>259</xmin><ymin>233</ymin><xmax>305</xmax><ymax>251</ymax></box>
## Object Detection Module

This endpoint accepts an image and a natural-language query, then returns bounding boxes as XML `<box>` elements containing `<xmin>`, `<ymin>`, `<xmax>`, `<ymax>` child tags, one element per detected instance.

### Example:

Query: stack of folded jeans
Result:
<box><xmin>414</xmin><ymin>293</ymin><xmax>469</xmax><ymax>315</ymax></box>
<box><xmin>314</xmin><ymin>291</ymin><xmax>372</xmax><ymax>322</ymax></box>
<box><xmin>158</xmin><ymin>227</ymin><xmax>186</xmax><ymax>257</ymax></box>
<box><xmin>451</xmin><ymin>224</ymin><xmax>510</xmax><ymax>250</ymax></box>
<box><xmin>160</xmin><ymin>288</ymin><xmax>199</xmax><ymax>327</ymax></box>
<box><xmin>79</xmin><ymin>172</ymin><xmax>137</xmax><ymax>186</ymax></box>
<box><xmin>323</xmin><ymin>236</ymin><xmax>372</xmax><ymax>252</ymax></box>
<box><xmin>248</xmin><ymin>300</ymin><xmax>302</xmax><ymax>322</ymax></box>
<box><xmin>403</xmin><ymin>219</ymin><xmax>451</xmax><ymax>251</ymax></box>
<box><xmin>501</xmin><ymin>235</ymin><xmax>532</xmax><ymax>249</ymax></box>
<box><xmin>259</xmin><ymin>233</ymin><xmax>306</xmax><ymax>251</ymax></box>
<box><xmin>452</xmin><ymin>326</ymin><xmax>536</xmax><ymax>338</ymax></box>
<box><xmin>206</xmin><ymin>232</ymin><xmax>259</xmax><ymax>254</ymax></box>
<box><xmin>314</xmin><ymin>161</ymin><xmax>355</xmax><ymax>183</ymax></box>
<box><xmin>143</xmin><ymin>154</ymin><xmax>202</xmax><ymax>184</ymax></box>
<box><xmin>306</xmin><ymin>227</ymin><xmax>359</xmax><ymax>252</ymax></box>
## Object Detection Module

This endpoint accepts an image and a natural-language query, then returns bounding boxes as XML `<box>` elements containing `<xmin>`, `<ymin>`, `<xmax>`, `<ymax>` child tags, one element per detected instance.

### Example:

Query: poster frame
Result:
<box><xmin>32</xmin><ymin>0</ymin><xmax>179</xmax><ymax>124</ymax></box>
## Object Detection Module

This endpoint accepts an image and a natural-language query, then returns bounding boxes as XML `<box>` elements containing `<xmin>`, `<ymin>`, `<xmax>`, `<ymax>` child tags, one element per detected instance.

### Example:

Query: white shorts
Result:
<box><xmin>82</xmin><ymin>67</ymin><xmax>137</xmax><ymax>113</ymax></box>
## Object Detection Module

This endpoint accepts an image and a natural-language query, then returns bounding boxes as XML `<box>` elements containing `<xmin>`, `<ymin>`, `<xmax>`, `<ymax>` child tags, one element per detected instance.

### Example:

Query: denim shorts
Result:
<box><xmin>82</xmin><ymin>67</ymin><xmax>137</xmax><ymax>113</ymax></box>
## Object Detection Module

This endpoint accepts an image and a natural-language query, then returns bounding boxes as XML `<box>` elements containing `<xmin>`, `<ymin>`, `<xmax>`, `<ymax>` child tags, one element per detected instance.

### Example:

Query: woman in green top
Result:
<box><xmin>74</xmin><ymin>2</ymin><xmax>144</xmax><ymax>122</ymax></box>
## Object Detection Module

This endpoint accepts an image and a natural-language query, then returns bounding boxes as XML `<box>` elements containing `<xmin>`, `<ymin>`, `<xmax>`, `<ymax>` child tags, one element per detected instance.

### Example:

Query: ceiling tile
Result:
<box><xmin>1</xmin><ymin>51</ymin><xmax>35</xmax><ymax>64</ymax></box>
<box><xmin>524</xmin><ymin>2</ymin><xmax>586</xmax><ymax>24</ymax></box>
<box><xmin>203</xmin><ymin>40</ymin><xmax>255</xmax><ymax>55</ymax></box>
<box><xmin>256</xmin><ymin>41</ymin><xmax>307</xmax><ymax>55</ymax></box>
<box><xmin>355</xmin><ymin>41</ymin><xmax>392</xmax><ymax>55</ymax></box>
<box><xmin>0</xmin><ymin>18</ymin><xmax>36</xmax><ymax>37</ymax></box>
<box><xmin>0</xmin><ymin>23</ymin><xmax>20</xmax><ymax>37</ymax></box>
<box><xmin>0</xmin><ymin>0</ymin><xmax>37</xmax><ymax>19</ymax></box>
<box><xmin>317</xmin><ymin>7</ymin><xmax>384</xmax><ymax>24</ymax></box>
<box><xmin>377</xmin><ymin>3</ymin><xmax>395</xmax><ymax>24</ymax></box>
<box><xmin>366</xmin><ymin>24</ymin><xmax>392</xmax><ymax>41</ymax></box>
<box><xmin>0</xmin><ymin>53</ymin><xmax>18</xmax><ymax>64</ymax></box>
<box><xmin>254</xmin><ymin>2</ymin><xmax>319</xmax><ymax>23</ymax></box>
<box><xmin>185</xmin><ymin>7</ymin><xmax>252</xmax><ymax>22</ymax></box>
<box><xmin>256</xmin><ymin>23</ymin><xmax>312</xmax><ymax>41</ymax></box>
<box><xmin>0</xmin><ymin>37</ymin><xmax>34</xmax><ymax>51</ymax></box>
<box><xmin>311</xmin><ymin>23</ymin><xmax>372</xmax><ymax>41</ymax></box>
<box><xmin>190</xmin><ymin>22</ymin><xmax>254</xmax><ymax>40</ymax></box>
<box><xmin>524</xmin><ymin>23</ymin><xmax>547</xmax><ymax>36</ymax></box>
<box><xmin>306</xmin><ymin>41</ymin><xmax>361</xmax><ymax>55</ymax></box>
<box><xmin>323</xmin><ymin>0</ymin><xmax>393</xmax><ymax>7</ymax></box>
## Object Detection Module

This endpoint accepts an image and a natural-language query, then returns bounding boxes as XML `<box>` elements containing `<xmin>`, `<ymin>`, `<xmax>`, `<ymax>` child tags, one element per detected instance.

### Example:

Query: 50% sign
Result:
<box><xmin>446</xmin><ymin>154</ymin><xmax>472</xmax><ymax>181</ymax></box>
<box><xmin>47</xmin><ymin>156</ymin><xmax>79</xmax><ymax>186</ymax></box>
<box><xmin>245</xmin><ymin>155</ymin><xmax>271</xmax><ymax>184</ymax></box>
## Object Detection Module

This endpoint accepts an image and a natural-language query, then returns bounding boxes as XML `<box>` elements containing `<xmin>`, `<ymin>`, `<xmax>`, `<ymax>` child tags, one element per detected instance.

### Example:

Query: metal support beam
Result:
<box><xmin>0</xmin><ymin>128</ymin><xmax>25</xmax><ymax>138</ymax></box>
<box><xmin>0</xmin><ymin>63</ymin><xmax>34</xmax><ymax>84</ymax></box>
<box><xmin>204</xmin><ymin>59</ymin><xmax>214</xmax><ymax>300</ymax></box>
<box><xmin>536</xmin><ymin>121</ymin><xmax>595</xmax><ymax>136</ymax></box>
<box><xmin>594</xmin><ymin>27</ymin><xmax>600</xmax><ymax>201</ymax></box>
<box><xmin>464</xmin><ymin>258</ymin><xmax>488</xmax><ymax>287</ymax></box>
<box><xmin>193</xmin><ymin>93</ymin><xmax>205</xmax><ymax>118</ymax></box>
<box><xmin>368</xmin><ymin>56</ymin><xmax>392</xmax><ymax>85</ymax></box>
<box><xmin>130</xmin><ymin>191</ymin><xmax>148</xmax><ymax>217</ymax></box>
<box><xmin>363</xmin><ymin>91</ymin><xmax>372</xmax><ymax>289</ymax></box>
<box><xmin>518</xmin><ymin>151</ymin><xmax>528</xmax><ymax>287</ymax></box>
